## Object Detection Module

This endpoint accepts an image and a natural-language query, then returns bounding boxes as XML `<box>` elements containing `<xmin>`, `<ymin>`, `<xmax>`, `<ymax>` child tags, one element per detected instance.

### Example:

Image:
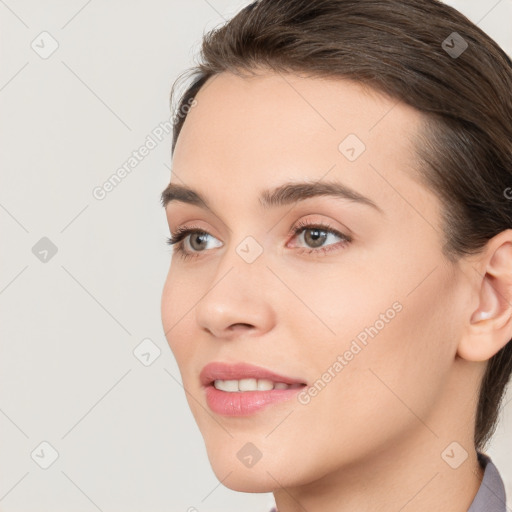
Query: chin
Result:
<box><xmin>209</xmin><ymin>462</ymin><xmax>281</xmax><ymax>493</ymax></box>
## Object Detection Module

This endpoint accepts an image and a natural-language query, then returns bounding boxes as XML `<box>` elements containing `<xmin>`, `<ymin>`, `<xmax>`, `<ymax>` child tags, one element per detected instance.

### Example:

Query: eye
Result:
<box><xmin>165</xmin><ymin>224</ymin><xmax>222</xmax><ymax>261</ymax></box>
<box><xmin>288</xmin><ymin>219</ymin><xmax>351</xmax><ymax>256</ymax></box>
<box><xmin>165</xmin><ymin>219</ymin><xmax>352</xmax><ymax>260</ymax></box>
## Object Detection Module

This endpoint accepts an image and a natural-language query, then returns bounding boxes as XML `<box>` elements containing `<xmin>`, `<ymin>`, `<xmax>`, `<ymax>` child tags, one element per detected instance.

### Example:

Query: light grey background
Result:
<box><xmin>0</xmin><ymin>1</ymin><xmax>511</xmax><ymax>511</ymax></box>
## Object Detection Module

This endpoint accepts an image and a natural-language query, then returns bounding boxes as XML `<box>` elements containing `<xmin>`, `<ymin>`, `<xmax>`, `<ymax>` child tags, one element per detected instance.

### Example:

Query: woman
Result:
<box><xmin>160</xmin><ymin>1</ymin><xmax>512</xmax><ymax>510</ymax></box>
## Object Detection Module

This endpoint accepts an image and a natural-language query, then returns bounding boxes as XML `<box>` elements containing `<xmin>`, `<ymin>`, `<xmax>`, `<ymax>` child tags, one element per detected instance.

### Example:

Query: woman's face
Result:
<box><xmin>161</xmin><ymin>70</ymin><xmax>473</xmax><ymax>491</ymax></box>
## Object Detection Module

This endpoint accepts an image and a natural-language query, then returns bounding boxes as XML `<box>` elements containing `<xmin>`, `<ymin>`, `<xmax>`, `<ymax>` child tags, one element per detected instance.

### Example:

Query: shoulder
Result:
<box><xmin>468</xmin><ymin>452</ymin><xmax>508</xmax><ymax>512</ymax></box>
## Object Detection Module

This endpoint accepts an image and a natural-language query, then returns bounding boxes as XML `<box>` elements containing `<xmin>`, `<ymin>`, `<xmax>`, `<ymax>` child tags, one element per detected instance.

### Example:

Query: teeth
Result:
<box><xmin>257</xmin><ymin>379</ymin><xmax>274</xmax><ymax>391</ymax></box>
<box><xmin>239</xmin><ymin>378</ymin><xmax>257</xmax><ymax>391</ymax></box>
<box><xmin>215</xmin><ymin>379</ymin><xmax>239</xmax><ymax>392</ymax></box>
<box><xmin>213</xmin><ymin>378</ymin><xmax>295</xmax><ymax>392</ymax></box>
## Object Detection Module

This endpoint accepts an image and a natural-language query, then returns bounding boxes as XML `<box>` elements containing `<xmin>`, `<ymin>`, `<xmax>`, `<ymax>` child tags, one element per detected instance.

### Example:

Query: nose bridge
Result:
<box><xmin>214</xmin><ymin>219</ymin><xmax>270</xmax><ymax>283</ymax></box>
<box><xmin>210</xmin><ymin>231</ymin><xmax>270</xmax><ymax>304</ymax></box>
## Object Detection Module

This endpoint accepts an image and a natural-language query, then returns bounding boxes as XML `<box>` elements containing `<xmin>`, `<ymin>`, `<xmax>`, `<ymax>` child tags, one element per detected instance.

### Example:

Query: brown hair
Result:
<box><xmin>167</xmin><ymin>0</ymin><xmax>512</xmax><ymax>450</ymax></box>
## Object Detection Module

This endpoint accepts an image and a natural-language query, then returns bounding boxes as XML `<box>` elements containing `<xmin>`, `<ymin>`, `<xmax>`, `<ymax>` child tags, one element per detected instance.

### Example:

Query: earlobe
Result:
<box><xmin>457</xmin><ymin>234</ymin><xmax>512</xmax><ymax>362</ymax></box>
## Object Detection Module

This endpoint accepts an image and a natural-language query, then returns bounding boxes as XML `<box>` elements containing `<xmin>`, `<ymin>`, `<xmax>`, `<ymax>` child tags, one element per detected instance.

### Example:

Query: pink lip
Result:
<box><xmin>200</xmin><ymin>362</ymin><xmax>307</xmax><ymax>417</ymax></box>
<box><xmin>200</xmin><ymin>362</ymin><xmax>306</xmax><ymax>387</ymax></box>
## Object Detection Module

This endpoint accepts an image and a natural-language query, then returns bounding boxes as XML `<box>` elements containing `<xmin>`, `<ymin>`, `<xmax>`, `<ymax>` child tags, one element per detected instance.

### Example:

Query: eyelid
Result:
<box><xmin>285</xmin><ymin>216</ymin><xmax>352</xmax><ymax>242</ymax></box>
<box><xmin>167</xmin><ymin>223</ymin><xmax>222</xmax><ymax>249</ymax></box>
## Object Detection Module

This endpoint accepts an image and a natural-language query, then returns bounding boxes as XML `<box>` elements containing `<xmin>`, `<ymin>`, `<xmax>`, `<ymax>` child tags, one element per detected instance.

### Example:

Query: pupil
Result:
<box><xmin>305</xmin><ymin>228</ymin><xmax>327</xmax><ymax>248</ymax></box>
<box><xmin>191</xmin><ymin>233</ymin><xmax>208</xmax><ymax>250</ymax></box>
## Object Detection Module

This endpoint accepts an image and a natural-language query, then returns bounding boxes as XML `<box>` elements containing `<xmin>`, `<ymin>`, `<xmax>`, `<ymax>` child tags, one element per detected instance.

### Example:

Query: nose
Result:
<box><xmin>195</xmin><ymin>254</ymin><xmax>276</xmax><ymax>341</ymax></box>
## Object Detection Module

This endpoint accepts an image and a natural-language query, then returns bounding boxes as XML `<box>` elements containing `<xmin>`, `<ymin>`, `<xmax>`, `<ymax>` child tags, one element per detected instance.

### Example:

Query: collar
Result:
<box><xmin>468</xmin><ymin>452</ymin><xmax>508</xmax><ymax>512</ymax></box>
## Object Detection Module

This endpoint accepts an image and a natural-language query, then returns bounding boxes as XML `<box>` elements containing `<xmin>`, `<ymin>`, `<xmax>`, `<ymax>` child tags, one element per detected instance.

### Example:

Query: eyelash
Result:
<box><xmin>165</xmin><ymin>219</ymin><xmax>352</xmax><ymax>261</ymax></box>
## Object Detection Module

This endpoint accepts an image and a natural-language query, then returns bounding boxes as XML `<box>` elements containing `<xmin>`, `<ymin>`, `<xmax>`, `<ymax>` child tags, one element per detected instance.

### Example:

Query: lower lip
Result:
<box><xmin>204</xmin><ymin>384</ymin><xmax>305</xmax><ymax>416</ymax></box>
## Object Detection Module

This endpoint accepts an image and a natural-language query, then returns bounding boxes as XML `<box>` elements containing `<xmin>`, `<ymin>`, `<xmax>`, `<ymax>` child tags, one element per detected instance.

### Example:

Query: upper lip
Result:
<box><xmin>200</xmin><ymin>362</ymin><xmax>307</xmax><ymax>387</ymax></box>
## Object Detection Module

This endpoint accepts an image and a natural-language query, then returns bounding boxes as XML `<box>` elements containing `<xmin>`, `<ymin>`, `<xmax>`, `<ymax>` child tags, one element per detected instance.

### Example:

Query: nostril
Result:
<box><xmin>229</xmin><ymin>323</ymin><xmax>254</xmax><ymax>330</ymax></box>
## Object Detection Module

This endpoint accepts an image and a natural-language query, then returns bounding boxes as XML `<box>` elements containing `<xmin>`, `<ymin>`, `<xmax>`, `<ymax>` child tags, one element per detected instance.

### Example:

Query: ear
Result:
<box><xmin>457</xmin><ymin>230</ymin><xmax>512</xmax><ymax>362</ymax></box>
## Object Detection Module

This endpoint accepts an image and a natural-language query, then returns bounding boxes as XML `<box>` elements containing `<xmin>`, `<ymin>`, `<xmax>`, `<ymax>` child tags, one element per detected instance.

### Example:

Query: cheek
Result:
<box><xmin>161</xmin><ymin>269</ymin><xmax>177</xmax><ymax>343</ymax></box>
<box><xmin>161</xmin><ymin>266</ymin><xmax>197</xmax><ymax>364</ymax></box>
<box><xmin>289</xmin><ymin>255</ymin><xmax>458</xmax><ymax>439</ymax></box>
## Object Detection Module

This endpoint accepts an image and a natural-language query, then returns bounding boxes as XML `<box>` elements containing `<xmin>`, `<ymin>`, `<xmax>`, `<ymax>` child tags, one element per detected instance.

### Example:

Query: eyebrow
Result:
<box><xmin>160</xmin><ymin>180</ymin><xmax>383</xmax><ymax>213</ymax></box>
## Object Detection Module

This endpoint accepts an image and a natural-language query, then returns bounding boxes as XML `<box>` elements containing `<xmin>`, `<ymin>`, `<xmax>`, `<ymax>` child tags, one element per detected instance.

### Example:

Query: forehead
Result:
<box><xmin>169</xmin><ymin>70</ymin><xmax>433</xmax><ymax>220</ymax></box>
<box><xmin>177</xmin><ymin>70</ymin><xmax>422</xmax><ymax>137</ymax></box>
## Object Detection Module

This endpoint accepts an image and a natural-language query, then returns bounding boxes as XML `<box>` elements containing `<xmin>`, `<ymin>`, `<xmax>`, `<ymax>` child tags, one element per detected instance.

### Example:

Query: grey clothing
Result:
<box><xmin>468</xmin><ymin>452</ymin><xmax>508</xmax><ymax>512</ymax></box>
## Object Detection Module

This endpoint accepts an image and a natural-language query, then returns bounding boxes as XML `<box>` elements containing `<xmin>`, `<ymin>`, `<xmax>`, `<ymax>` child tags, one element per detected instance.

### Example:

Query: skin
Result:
<box><xmin>161</xmin><ymin>69</ymin><xmax>512</xmax><ymax>512</ymax></box>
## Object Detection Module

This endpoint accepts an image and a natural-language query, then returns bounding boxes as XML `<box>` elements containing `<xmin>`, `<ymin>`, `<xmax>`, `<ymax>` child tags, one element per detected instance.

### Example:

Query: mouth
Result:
<box><xmin>211</xmin><ymin>378</ymin><xmax>305</xmax><ymax>392</ymax></box>
<box><xmin>200</xmin><ymin>361</ymin><xmax>308</xmax><ymax>416</ymax></box>
<box><xmin>200</xmin><ymin>361</ymin><xmax>307</xmax><ymax>389</ymax></box>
